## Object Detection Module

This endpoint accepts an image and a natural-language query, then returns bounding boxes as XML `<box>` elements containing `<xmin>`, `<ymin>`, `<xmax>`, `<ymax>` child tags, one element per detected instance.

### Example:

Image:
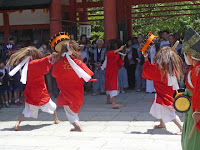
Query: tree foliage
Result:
<box><xmin>88</xmin><ymin>0</ymin><xmax>200</xmax><ymax>39</ymax></box>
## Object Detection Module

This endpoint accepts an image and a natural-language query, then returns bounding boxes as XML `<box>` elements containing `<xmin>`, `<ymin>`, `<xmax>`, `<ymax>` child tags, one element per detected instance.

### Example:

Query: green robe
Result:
<box><xmin>182</xmin><ymin>105</ymin><xmax>200</xmax><ymax>150</ymax></box>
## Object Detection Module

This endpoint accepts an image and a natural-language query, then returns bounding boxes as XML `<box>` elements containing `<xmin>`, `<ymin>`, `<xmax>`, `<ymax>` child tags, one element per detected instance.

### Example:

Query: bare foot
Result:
<box><xmin>154</xmin><ymin>124</ymin><xmax>166</xmax><ymax>129</ymax></box>
<box><xmin>106</xmin><ymin>101</ymin><xmax>112</xmax><ymax>104</ymax></box>
<box><xmin>54</xmin><ymin>119</ymin><xmax>60</xmax><ymax>124</ymax></box>
<box><xmin>174</xmin><ymin>131</ymin><xmax>182</xmax><ymax>135</ymax></box>
<box><xmin>112</xmin><ymin>104</ymin><xmax>121</xmax><ymax>109</ymax></box>
<box><xmin>70</xmin><ymin>127</ymin><xmax>82</xmax><ymax>132</ymax></box>
<box><xmin>14</xmin><ymin>124</ymin><xmax>20</xmax><ymax>131</ymax></box>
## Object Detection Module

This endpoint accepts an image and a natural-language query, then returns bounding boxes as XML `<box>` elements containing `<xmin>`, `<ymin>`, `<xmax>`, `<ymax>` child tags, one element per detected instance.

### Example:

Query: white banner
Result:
<box><xmin>79</xmin><ymin>25</ymin><xmax>91</xmax><ymax>38</ymax></box>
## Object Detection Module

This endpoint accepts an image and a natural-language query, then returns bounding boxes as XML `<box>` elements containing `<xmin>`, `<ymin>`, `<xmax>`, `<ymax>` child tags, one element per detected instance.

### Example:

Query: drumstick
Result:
<box><xmin>172</xmin><ymin>41</ymin><xmax>179</xmax><ymax>50</ymax></box>
<box><xmin>189</xmin><ymin>111</ymin><xmax>200</xmax><ymax>138</ymax></box>
<box><xmin>188</xmin><ymin>124</ymin><xmax>195</xmax><ymax>139</ymax></box>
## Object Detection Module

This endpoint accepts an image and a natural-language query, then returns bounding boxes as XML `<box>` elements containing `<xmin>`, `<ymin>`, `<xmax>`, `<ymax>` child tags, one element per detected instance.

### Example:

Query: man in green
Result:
<box><xmin>181</xmin><ymin>28</ymin><xmax>200</xmax><ymax>150</ymax></box>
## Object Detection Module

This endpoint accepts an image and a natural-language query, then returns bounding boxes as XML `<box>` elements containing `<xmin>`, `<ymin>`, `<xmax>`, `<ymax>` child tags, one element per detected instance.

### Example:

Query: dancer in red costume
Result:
<box><xmin>142</xmin><ymin>46</ymin><xmax>183</xmax><ymax>134</ymax></box>
<box><xmin>51</xmin><ymin>33</ymin><xmax>96</xmax><ymax>132</ymax></box>
<box><xmin>103</xmin><ymin>39</ymin><xmax>125</xmax><ymax>109</ymax></box>
<box><xmin>7</xmin><ymin>46</ymin><xmax>60</xmax><ymax>131</ymax></box>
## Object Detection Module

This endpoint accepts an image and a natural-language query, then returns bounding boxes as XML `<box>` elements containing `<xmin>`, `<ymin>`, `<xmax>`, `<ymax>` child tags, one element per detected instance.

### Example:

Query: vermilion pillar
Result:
<box><xmin>79</xmin><ymin>0</ymin><xmax>88</xmax><ymax>24</ymax></box>
<box><xmin>3</xmin><ymin>12</ymin><xmax>10</xmax><ymax>44</ymax></box>
<box><xmin>69</xmin><ymin>0</ymin><xmax>77</xmax><ymax>25</ymax></box>
<box><xmin>104</xmin><ymin>0</ymin><xmax>117</xmax><ymax>43</ymax></box>
<box><xmin>126</xmin><ymin>6</ymin><xmax>133</xmax><ymax>39</ymax></box>
<box><xmin>116</xmin><ymin>0</ymin><xmax>125</xmax><ymax>23</ymax></box>
<box><xmin>50</xmin><ymin>0</ymin><xmax>62</xmax><ymax>37</ymax></box>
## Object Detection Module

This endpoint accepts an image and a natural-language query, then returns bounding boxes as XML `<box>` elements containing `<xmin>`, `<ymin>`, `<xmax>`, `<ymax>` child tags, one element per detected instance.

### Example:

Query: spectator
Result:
<box><xmin>174</xmin><ymin>32</ymin><xmax>182</xmax><ymax>43</ymax></box>
<box><xmin>0</xmin><ymin>60</ymin><xmax>9</xmax><ymax>107</ymax></box>
<box><xmin>39</xmin><ymin>44</ymin><xmax>48</xmax><ymax>56</ymax></box>
<box><xmin>134</xmin><ymin>34</ymin><xmax>146</xmax><ymax>92</ymax></box>
<box><xmin>124</xmin><ymin>39</ymin><xmax>138</xmax><ymax>89</ymax></box>
<box><xmin>132</xmin><ymin>36</ymin><xmax>138</xmax><ymax>45</ymax></box>
<box><xmin>146</xmin><ymin>44</ymin><xmax>156</xmax><ymax>93</ymax></box>
<box><xmin>160</xmin><ymin>30</ymin><xmax>170</xmax><ymax>48</ymax></box>
<box><xmin>79</xmin><ymin>44</ymin><xmax>88</xmax><ymax>64</ymax></box>
<box><xmin>168</xmin><ymin>34</ymin><xmax>182</xmax><ymax>56</ymax></box>
<box><xmin>33</xmin><ymin>40</ymin><xmax>40</xmax><ymax>49</ymax></box>
<box><xmin>91</xmin><ymin>39</ymin><xmax>106</xmax><ymax>95</ymax></box>
<box><xmin>91</xmin><ymin>40</ymin><xmax>97</xmax><ymax>49</ymax></box>
<box><xmin>118</xmin><ymin>65</ymin><xmax>129</xmax><ymax>93</ymax></box>
<box><xmin>79</xmin><ymin>34</ymin><xmax>87</xmax><ymax>45</ymax></box>
<box><xmin>158</xmin><ymin>31</ymin><xmax>164</xmax><ymax>44</ymax></box>
<box><xmin>3</xmin><ymin>38</ymin><xmax>16</xmax><ymax>60</ymax></box>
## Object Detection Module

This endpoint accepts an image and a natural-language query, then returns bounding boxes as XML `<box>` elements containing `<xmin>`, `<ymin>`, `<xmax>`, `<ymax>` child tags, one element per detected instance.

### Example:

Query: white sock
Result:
<box><xmin>6</xmin><ymin>101</ymin><xmax>8</xmax><ymax>105</ymax></box>
<box><xmin>9</xmin><ymin>100</ymin><xmax>11</xmax><ymax>103</ymax></box>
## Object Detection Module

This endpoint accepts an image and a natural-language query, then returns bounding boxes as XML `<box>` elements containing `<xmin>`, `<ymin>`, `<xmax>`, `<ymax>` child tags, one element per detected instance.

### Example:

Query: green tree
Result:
<box><xmin>88</xmin><ymin>1</ymin><xmax>200</xmax><ymax>39</ymax></box>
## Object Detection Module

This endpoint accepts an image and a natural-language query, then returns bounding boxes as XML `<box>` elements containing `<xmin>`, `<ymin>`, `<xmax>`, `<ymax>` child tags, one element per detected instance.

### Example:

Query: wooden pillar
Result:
<box><xmin>69</xmin><ymin>0</ymin><xmax>77</xmax><ymax>25</ymax></box>
<box><xmin>126</xmin><ymin>5</ymin><xmax>133</xmax><ymax>39</ymax></box>
<box><xmin>79</xmin><ymin>0</ymin><xmax>88</xmax><ymax>24</ymax></box>
<box><xmin>104</xmin><ymin>0</ymin><xmax>117</xmax><ymax>43</ymax></box>
<box><xmin>50</xmin><ymin>0</ymin><xmax>62</xmax><ymax>37</ymax></box>
<box><xmin>3</xmin><ymin>12</ymin><xmax>10</xmax><ymax>44</ymax></box>
<box><xmin>116</xmin><ymin>0</ymin><xmax>125</xmax><ymax>23</ymax></box>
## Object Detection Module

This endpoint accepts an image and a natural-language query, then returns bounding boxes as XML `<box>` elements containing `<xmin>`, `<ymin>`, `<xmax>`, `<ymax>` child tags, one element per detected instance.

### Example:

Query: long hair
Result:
<box><xmin>154</xmin><ymin>46</ymin><xmax>183</xmax><ymax>81</ymax></box>
<box><xmin>7</xmin><ymin>46</ymin><xmax>42</xmax><ymax>67</ymax></box>
<box><xmin>57</xmin><ymin>40</ymin><xmax>81</xmax><ymax>60</ymax></box>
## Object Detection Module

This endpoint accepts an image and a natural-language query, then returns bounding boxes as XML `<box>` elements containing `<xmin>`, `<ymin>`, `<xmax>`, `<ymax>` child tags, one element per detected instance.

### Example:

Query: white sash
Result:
<box><xmin>191</xmin><ymin>56</ymin><xmax>200</xmax><ymax>61</ymax></box>
<box><xmin>187</xmin><ymin>70</ymin><xmax>194</xmax><ymax>89</ymax></box>
<box><xmin>101</xmin><ymin>56</ymin><xmax>107</xmax><ymax>70</ymax></box>
<box><xmin>9</xmin><ymin>56</ymin><xmax>32</xmax><ymax>84</ymax></box>
<box><xmin>62</xmin><ymin>52</ymin><xmax>91</xmax><ymax>82</ymax></box>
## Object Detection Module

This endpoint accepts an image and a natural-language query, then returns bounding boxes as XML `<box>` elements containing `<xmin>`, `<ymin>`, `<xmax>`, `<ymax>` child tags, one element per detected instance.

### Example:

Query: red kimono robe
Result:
<box><xmin>142</xmin><ymin>61</ymin><xmax>175</xmax><ymax>106</ymax></box>
<box><xmin>52</xmin><ymin>56</ymin><xmax>94</xmax><ymax>113</ymax></box>
<box><xmin>105</xmin><ymin>50</ymin><xmax>124</xmax><ymax>91</ymax></box>
<box><xmin>186</xmin><ymin>62</ymin><xmax>200</xmax><ymax>132</ymax></box>
<box><xmin>23</xmin><ymin>56</ymin><xmax>51</xmax><ymax>106</ymax></box>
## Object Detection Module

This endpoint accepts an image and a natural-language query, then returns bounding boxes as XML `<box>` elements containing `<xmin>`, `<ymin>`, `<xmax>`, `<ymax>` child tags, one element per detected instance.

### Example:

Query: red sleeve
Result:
<box><xmin>29</xmin><ymin>56</ymin><xmax>51</xmax><ymax>77</ymax></box>
<box><xmin>142</xmin><ymin>61</ymin><xmax>161</xmax><ymax>82</ymax></box>
<box><xmin>193</xmin><ymin>74</ymin><xmax>200</xmax><ymax>111</ymax></box>
<box><xmin>51</xmin><ymin>63</ymin><xmax>57</xmax><ymax>78</ymax></box>
<box><xmin>74</xmin><ymin>59</ymin><xmax>94</xmax><ymax>77</ymax></box>
<box><xmin>74</xmin><ymin>59</ymin><xmax>97</xmax><ymax>82</ymax></box>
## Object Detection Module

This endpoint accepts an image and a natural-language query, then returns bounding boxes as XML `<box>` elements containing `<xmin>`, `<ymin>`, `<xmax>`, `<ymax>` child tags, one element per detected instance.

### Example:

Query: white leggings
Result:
<box><xmin>22</xmin><ymin>99</ymin><xmax>56</xmax><ymax>119</ymax></box>
<box><xmin>63</xmin><ymin>106</ymin><xmax>79</xmax><ymax>124</ymax></box>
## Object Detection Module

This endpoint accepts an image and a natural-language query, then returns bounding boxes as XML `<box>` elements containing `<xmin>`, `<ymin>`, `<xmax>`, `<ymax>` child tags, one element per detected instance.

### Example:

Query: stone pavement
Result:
<box><xmin>0</xmin><ymin>90</ymin><xmax>184</xmax><ymax>150</ymax></box>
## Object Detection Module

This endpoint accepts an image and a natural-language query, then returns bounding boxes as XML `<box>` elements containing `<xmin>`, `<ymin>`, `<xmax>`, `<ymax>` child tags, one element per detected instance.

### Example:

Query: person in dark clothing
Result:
<box><xmin>124</xmin><ymin>39</ymin><xmax>138</xmax><ymax>89</ymax></box>
<box><xmin>0</xmin><ymin>61</ymin><xmax>9</xmax><ymax>107</ymax></box>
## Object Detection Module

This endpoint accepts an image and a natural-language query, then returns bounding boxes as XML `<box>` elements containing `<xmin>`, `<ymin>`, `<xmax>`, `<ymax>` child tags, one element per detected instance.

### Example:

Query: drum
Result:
<box><xmin>173</xmin><ymin>89</ymin><xmax>191</xmax><ymax>113</ymax></box>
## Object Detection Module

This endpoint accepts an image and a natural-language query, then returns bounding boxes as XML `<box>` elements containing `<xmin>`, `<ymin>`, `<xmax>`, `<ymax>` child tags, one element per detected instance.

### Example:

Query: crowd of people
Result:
<box><xmin>0</xmin><ymin>28</ymin><xmax>200</xmax><ymax>150</ymax></box>
<box><xmin>0</xmin><ymin>31</ymin><xmax>186</xmax><ymax>109</ymax></box>
<box><xmin>77</xmin><ymin>31</ymin><xmax>185</xmax><ymax>96</ymax></box>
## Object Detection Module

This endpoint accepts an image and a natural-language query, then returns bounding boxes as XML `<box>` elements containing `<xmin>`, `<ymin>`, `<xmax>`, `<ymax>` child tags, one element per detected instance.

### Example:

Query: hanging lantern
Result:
<box><xmin>31</xmin><ymin>9</ymin><xmax>35</xmax><ymax>13</ymax></box>
<box><xmin>19</xmin><ymin>10</ymin><xmax>23</xmax><ymax>14</ymax></box>
<box><xmin>43</xmin><ymin>8</ymin><xmax>48</xmax><ymax>13</ymax></box>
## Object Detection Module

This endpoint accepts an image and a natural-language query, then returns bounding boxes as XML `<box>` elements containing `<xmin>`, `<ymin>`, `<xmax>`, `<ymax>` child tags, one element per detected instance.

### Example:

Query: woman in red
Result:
<box><xmin>104</xmin><ymin>39</ymin><xmax>125</xmax><ymax>109</ymax></box>
<box><xmin>7</xmin><ymin>46</ymin><xmax>60</xmax><ymax>131</ymax></box>
<box><xmin>142</xmin><ymin>46</ymin><xmax>183</xmax><ymax>134</ymax></box>
<box><xmin>52</xmin><ymin>40</ymin><xmax>96</xmax><ymax>132</ymax></box>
